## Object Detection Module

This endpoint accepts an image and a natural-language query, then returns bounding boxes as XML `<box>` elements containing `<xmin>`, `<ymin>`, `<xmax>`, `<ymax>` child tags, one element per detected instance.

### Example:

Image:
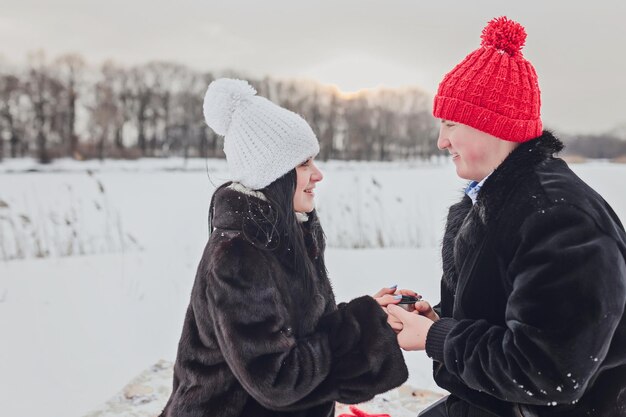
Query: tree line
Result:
<box><xmin>0</xmin><ymin>51</ymin><xmax>439</xmax><ymax>164</ymax></box>
<box><xmin>561</xmin><ymin>133</ymin><xmax>626</xmax><ymax>161</ymax></box>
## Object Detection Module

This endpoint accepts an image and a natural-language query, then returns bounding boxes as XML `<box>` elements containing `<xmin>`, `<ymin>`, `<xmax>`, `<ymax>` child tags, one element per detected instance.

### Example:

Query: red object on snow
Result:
<box><xmin>337</xmin><ymin>405</ymin><xmax>391</xmax><ymax>417</ymax></box>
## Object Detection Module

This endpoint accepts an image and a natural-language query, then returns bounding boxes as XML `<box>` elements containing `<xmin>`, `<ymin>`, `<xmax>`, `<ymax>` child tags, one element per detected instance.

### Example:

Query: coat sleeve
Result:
<box><xmin>425</xmin><ymin>204</ymin><xmax>626</xmax><ymax>405</ymax></box>
<box><xmin>202</xmin><ymin>237</ymin><xmax>408</xmax><ymax>411</ymax></box>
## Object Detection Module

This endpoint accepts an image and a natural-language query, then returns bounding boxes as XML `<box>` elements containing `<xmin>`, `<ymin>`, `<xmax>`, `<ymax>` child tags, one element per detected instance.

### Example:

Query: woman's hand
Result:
<box><xmin>386</xmin><ymin>304</ymin><xmax>435</xmax><ymax>351</ymax></box>
<box><xmin>385</xmin><ymin>309</ymin><xmax>404</xmax><ymax>333</ymax></box>
<box><xmin>373</xmin><ymin>286</ymin><xmax>420</xmax><ymax>311</ymax></box>
<box><xmin>373</xmin><ymin>285</ymin><xmax>401</xmax><ymax>307</ymax></box>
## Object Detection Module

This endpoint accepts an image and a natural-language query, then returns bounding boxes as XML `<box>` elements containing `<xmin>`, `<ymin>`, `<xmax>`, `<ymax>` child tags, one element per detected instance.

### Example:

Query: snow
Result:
<box><xmin>1</xmin><ymin>158</ymin><xmax>625</xmax><ymax>417</ymax></box>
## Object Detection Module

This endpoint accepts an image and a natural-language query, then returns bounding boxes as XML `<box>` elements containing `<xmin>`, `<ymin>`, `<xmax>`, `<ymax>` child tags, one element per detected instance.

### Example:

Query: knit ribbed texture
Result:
<box><xmin>203</xmin><ymin>79</ymin><xmax>320</xmax><ymax>190</ymax></box>
<box><xmin>433</xmin><ymin>17</ymin><xmax>542</xmax><ymax>143</ymax></box>
<box><xmin>425</xmin><ymin>317</ymin><xmax>458</xmax><ymax>363</ymax></box>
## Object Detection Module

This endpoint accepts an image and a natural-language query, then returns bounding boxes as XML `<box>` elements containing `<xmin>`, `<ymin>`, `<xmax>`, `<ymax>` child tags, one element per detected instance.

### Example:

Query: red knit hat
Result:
<box><xmin>433</xmin><ymin>16</ymin><xmax>542</xmax><ymax>142</ymax></box>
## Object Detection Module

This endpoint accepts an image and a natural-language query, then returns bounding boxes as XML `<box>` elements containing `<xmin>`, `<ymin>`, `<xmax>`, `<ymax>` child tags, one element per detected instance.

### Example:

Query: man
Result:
<box><xmin>387</xmin><ymin>16</ymin><xmax>626</xmax><ymax>417</ymax></box>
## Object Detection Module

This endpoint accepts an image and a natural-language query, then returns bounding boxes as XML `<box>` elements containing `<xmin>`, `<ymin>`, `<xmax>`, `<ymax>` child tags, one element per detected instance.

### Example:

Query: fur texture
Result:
<box><xmin>159</xmin><ymin>186</ymin><xmax>407</xmax><ymax>417</ymax></box>
<box><xmin>427</xmin><ymin>131</ymin><xmax>626</xmax><ymax>417</ymax></box>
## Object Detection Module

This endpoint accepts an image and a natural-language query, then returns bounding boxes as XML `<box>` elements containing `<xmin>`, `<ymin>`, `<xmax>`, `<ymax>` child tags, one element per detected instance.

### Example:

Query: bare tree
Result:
<box><xmin>97</xmin><ymin>61</ymin><xmax>141</xmax><ymax>157</ymax></box>
<box><xmin>87</xmin><ymin>74</ymin><xmax>119</xmax><ymax>160</ymax></box>
<box><xmin>145</xmin><ymin>61</ymin><xmax>189</xmax><ymax>156</ymax></box>
<box><xmin>171</xmin><ymin>70</ymin><xmax>212</xmax><ymax>160</ymax></box>
<box><xmin>0</xmin><ymin>74</ymin><xmax>22</xmax><ymax>161</ymax></box>
<box><xmin>1</xmin><ymin>52</ymin><xmax>445</xmax><ymax>162</ymax></box>
<box><xmin>54</xmin><ymin>53</ymin><xmax>85</xmax><ymax>158</ymax></box>
<box><xmin>24</xmin><ymin>51</ymin><xmax>64</xmax><ymax>163</ymax></box>
<box><xmin>126</xmin><ymin>65</ymin><xmax>153</xmax><ymax>156</ymax></box>
<box><xmin>343</xmin><ymin>96</ymin><xmax>374</xmax><ymax>160</ymax></box>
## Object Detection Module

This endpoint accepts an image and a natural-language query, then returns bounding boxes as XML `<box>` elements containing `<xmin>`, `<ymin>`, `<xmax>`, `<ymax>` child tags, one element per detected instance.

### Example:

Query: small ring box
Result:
<box><xmin>397</xmin><ymin>295</ymin><xmax>422</xmax><ymax>304</ymax></box>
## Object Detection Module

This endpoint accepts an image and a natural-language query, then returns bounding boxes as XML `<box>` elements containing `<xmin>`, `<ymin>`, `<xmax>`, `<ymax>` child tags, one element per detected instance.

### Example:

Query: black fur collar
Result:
<box><xmin>474</xmin><ymin>130</ymin><xmax>563</xmax><ymax>224</ymax></box>
<box><xmin>441</xmin><ymin>131</ymin><xmax>563</xmax><ymax>293</ymax></box>
<box><xmin>210</xmin><ymin>185</ymin><xmax>318</xmax><ymax>271</ymax></box>
<box><xmin>210</xmin><ymin>185</ymin><xmax>284</xmax><ymax>250</ymax></box>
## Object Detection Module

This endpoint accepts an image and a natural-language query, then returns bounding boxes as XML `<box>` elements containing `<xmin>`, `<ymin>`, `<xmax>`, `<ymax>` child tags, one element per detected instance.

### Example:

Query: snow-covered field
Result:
<box><xmin>1</xmin><ymin>158</ymin><xmax>625</xmax><ymax>417</ymax></box>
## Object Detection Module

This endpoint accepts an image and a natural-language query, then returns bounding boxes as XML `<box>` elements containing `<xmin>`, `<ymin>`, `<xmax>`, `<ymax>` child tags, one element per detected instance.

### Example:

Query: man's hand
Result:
<box><xmin>414</xmin><ymin>300</ymin><xmax>440</xmax><ymax>322</ymax></box>
<box><xmin>387</xmin><ymin>304</ymin><xmax>435</xmax><ymax>351</ymax></box>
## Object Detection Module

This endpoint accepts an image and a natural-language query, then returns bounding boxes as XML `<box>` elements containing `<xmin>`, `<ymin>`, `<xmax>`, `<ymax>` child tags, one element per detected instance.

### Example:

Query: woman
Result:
<box><xmin>159</xmin><ymin>78</ymin><xmax>408</xmax><ymax>417</ymax></box>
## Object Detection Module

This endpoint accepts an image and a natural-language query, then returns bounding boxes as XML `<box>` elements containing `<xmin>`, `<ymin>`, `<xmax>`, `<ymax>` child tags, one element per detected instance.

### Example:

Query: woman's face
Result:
<box><xmin>437</xmin><ymin>120</ymin><xmax>519</xmax><ymax>181</ymax></box>
<box><xmin>294</xmin><ymin>157</ymin><xmax>323</xmax><ymax>213</ymax></box>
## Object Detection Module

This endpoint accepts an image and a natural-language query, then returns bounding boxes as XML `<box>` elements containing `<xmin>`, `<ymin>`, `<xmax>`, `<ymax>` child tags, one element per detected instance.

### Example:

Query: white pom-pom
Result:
<box><xmin>203</xmin><ymin>78</ymin><xmax>257</xmax><ymax>135</ymax></box>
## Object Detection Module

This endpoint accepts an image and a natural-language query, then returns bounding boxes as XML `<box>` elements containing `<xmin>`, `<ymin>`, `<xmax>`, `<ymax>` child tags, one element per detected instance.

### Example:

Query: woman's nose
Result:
<box><xmin>311</xmin><ymin>162</ymin><xmax>323</xmax><ymax>182</ymax></box>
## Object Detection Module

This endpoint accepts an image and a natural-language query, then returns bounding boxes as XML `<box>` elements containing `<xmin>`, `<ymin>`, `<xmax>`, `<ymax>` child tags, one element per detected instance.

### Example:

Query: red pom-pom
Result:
<box><xmin>480</xmin><ymin>16</ymin><xmax>527</xmax><ymax>56</ymax></box>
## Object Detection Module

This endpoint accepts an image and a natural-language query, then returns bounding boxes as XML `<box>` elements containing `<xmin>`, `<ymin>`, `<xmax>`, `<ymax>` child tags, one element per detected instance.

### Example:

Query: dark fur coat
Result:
<box><xmin>159</xmin><ymin>185</ymin><xmax>408</xmax><ymax>417</ymax></box>
<box><xmin>425</xmin><ymin>132</ymin><xmax>626</xmax><ymax>417</ymax></box>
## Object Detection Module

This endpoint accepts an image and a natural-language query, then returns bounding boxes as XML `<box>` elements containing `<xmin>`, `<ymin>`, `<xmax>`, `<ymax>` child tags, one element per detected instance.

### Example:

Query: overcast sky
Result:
<box><xmin>1</xmin><ymin>0</ymin><xmax>625</xmax><ymax>134</ymax></box>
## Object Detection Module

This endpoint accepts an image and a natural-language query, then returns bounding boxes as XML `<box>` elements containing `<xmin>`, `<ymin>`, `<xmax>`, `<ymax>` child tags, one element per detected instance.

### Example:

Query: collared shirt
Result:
<box><xmin>465</xmin><ymin>174</ymin><xmax>491</xmax><ymax>205</ymax></box>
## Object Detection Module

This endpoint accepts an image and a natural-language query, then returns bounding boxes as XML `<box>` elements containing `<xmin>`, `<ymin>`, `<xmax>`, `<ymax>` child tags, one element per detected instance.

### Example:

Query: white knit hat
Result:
<box><xmin>203</xmin><ymin>78</ymin><xmax>320</xmax><ymax>190</ymax></box>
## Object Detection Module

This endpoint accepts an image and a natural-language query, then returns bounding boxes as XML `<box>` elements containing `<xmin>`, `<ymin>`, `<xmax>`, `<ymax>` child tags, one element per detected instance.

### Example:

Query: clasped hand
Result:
<box><xmin>373</xmin><ymin>286</ymin><xmax>440</xmax><ymax>351</ymax></box>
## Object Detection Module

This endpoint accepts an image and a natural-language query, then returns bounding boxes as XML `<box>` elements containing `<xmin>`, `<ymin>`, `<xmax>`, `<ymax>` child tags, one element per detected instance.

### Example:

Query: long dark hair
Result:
<box><xmin>208</xmin><ymin>170</ymin><xmax>328</xmax><ymax>293</ymax></box>
<box><xmin>262</xmin><ymin>169</ymin><xmax>328</xmax><ymax>290</ymax></box>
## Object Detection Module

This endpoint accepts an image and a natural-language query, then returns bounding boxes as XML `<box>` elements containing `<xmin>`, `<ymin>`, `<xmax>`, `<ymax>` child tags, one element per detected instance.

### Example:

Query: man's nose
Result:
<box><xmin>437</xmin><ymin>128</ymin><xmax>450</xmax><ymax>150</ymax></box>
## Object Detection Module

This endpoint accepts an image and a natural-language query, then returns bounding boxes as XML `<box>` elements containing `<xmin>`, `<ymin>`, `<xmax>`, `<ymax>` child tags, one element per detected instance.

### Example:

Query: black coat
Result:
<box><xmin>425</xmin><ymin>132</ymin><xmax>626</xmax><ymax>417</ymax></box>
<box><xmin>159</xmin><ymin>185</ymin><xmax>408</xmax><ymax>417</ymax></box>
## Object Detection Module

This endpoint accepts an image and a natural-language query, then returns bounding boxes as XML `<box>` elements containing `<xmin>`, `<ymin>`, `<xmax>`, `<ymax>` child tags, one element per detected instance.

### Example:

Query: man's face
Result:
<box><xmin>437</xmin><ymin>120</ymin><xmax>518</xmax><ymax>181</ymax></box>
